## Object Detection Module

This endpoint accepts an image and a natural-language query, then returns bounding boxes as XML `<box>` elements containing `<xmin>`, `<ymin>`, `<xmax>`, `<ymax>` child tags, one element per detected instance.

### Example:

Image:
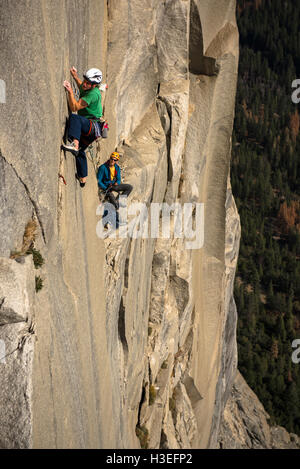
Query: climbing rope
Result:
<box><xmin>86</xmin><ymin>138</ymin><xmax>102</xmax><ymax>175</ymax></box>
<box><xmin>72</xmin><ymin>83</ymin><xmax>80</xmax><ymax>100</ymax></box>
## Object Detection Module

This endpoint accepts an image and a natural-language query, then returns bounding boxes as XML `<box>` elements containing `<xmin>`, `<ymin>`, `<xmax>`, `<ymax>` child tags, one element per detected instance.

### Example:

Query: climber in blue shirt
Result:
<box><xmin>97</xmin><ymin>152</ymin><xmax>133</xmax><ymax>210</ymax></box>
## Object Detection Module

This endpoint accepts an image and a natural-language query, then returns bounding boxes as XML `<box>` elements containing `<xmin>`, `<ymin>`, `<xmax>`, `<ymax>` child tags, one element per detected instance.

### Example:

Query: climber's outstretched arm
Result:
<box><xmin>70</xmin><ymin>66</ymin><xmax>82</xmax><ymax>89</ymax></box>
<box><xmin>63</xmin><ymin>80</ymin><xmax>87</xmax><ymax>112</ymax></box>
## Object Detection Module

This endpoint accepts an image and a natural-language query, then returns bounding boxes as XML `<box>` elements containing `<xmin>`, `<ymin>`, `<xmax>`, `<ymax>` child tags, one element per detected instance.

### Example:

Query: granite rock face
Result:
<box><xmin>0</xmin><ymin>0</ymin><xmax>111</xmax><ymax>449</ymax></box>
<box><xmin>0</xmin><ymin>0</ymin><xmax>264</xmax><ymax>449</ymax></box>
<box><xmin>0</xmin><ymin>257</ymin><xmax>35</xmax><ymax>448</ymax></box>
<box><xmin>218</xmin><ymin>371</ymin><xmax>300</xmax><ymax>449</ymax></box>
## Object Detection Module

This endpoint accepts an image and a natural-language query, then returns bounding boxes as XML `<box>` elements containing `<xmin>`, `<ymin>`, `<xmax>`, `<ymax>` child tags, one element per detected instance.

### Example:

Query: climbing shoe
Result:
<box><xmin>61</xmin><ymin>141</ymin><xmax>79</xmax><ymax>156</ymax></box>
<box><xmin>75</xmin><ymin>174</ymin><xmax>86</xmax><ymax>188</ymax></box>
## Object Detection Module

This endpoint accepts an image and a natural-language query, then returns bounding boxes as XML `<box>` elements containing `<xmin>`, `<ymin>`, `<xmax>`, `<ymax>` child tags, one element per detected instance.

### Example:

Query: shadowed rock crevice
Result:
<box><xmin>118</xmin><ymin>297</ymin><xmax>128</xmax><ymax>363</ymax></box>
<box><xmin>170</xmin><ymin>274</ymin><xmax>189</xmax><ymax>321</ymax></box>
<box><xmin>183</xmin><ymin>375</ymin><xmax>203</xmax><ymax>409</ymax></box>
<box><xmin>156</xmin><ymin>97</ymin><xmax>173</xmax><ymax>182</ymax></box>
<box><xmin>149</xmin><ymin>245</ymin><xmax>170</xmax><ymax>325</ymax></box>
<box><xmin>137</xmin><ymin>384</ymin><xmax>147</xmax><ymax>428</ymax></box>
<box><xmin>189</xmin><ymin>0</ymin><xmax>218</xmax><ymax>76</ymax></box>
<box><xmin>0</xmin><ymin>297</ymin><xmax>27</xmax><ymax>326</ymax></box>
<box><xmin>159</xmin><ymin>429</ymin><xmax>168</xmax><ymax>449</ymax></box>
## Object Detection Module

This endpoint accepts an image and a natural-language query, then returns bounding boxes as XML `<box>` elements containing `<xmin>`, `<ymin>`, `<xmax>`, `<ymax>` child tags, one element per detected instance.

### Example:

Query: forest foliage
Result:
<box><xmin>233</xmin><ymin>0</ymin><xmax>300</xmax><ymax>433</ymax></box>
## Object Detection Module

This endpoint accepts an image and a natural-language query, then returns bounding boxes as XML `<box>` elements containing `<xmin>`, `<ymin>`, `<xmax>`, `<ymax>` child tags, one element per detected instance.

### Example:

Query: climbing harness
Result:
<box><xmin>81</xmin><ymin>119</ymin><xmax>109</xmax><ymax>141</ymax></box>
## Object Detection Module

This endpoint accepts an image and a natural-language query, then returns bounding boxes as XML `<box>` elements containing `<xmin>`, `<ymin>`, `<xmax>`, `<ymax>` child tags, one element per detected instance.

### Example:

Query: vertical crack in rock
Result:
<box><xmin>137</xmin><ymin>385</ymin><xmax>146</xmax><ymax>428</ymax></box>
<box><xmin>156</xmin><ymin>97</ymin><xmax>173</xmax><ymax>183</ymax></box>
<box><xmin>118</xmin><ymin>297</ymin><xmax>129</xmax><ymax>364</ymax></box>
<box><xmin>124</xmin><ymin>256</ymin><xmax>129</xmax><ymax>290</ymax></box>
<box><xmin>159</xmin><ymin>429</ymin><xmax>168</xmax><ymax>449</ymax></box>
<box><xmin>118</xmin><ymin>244</ymin><xmax>132</xmax><ymax>368</ymax></box>
<box><xmin>0</xmin><ymin>150</ymin><xmax>46</xmax><ymax>244</ymax></box>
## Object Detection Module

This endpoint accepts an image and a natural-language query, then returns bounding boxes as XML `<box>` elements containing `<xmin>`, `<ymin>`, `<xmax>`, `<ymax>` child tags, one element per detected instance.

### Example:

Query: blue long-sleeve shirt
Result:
<box><xmin>97</xmin><ymin>161</ymin><xmax>121</xmax><ymax>190</ymax></box>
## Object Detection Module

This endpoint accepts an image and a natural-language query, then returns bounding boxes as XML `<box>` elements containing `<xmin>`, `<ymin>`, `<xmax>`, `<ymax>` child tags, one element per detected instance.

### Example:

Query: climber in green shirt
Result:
<box><xmin>62</xmin><ymin>67</ymin><xmax>103</xmax><ymax>186</ymax></box>
<box><xmin>77</xmin><ymin>80</ymin><xmax>102</xmax><ymax>120</ymax></box>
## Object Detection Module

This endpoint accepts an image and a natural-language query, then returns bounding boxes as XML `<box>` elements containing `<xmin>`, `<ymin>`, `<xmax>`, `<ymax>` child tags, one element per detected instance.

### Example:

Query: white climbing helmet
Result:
<box><xmin>83</xmin><ymin>68</ymin><xmax>102</xmax><ymax>84</ymax></box>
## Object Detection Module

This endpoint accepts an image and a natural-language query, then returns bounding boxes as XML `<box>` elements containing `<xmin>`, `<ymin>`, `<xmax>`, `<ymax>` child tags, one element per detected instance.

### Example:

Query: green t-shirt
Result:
<box><xmin>78</xmin><ymin>84</ymin><xmax>102</xmax><ymax>120</ymax></box>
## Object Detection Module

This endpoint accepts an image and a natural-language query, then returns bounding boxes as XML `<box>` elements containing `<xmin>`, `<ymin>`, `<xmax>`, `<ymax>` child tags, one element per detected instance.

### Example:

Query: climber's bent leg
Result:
<box><xmin>111</xmin><ymin>184</ymin><xmax>133</xmax><ymax>198</ymax></box>
<box><xmin>76</xmin><ymin>147</ymin><xmax>88</xmax><ymax>181</ymax></box>
<box><xmin>68</xmin><ymin>113</ymin><xmax>91</xmax><ymax>143</ymax></box>
<box><xmin>107</xmin><ymin>184</ymin><xmax>133</xmax><ymax>209</ymax></box>
<box><xmin>106</xmin><ymin>190</ymin><xmax>119</xmax><ymax>210</ymax></box>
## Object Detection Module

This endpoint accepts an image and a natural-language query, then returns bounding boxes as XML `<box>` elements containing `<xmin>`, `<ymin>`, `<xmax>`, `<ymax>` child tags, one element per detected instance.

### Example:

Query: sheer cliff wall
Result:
<box><xmin>0</xmin><ymin>0</ymin><xmax>239</xmax><ymax>448</ymax></box>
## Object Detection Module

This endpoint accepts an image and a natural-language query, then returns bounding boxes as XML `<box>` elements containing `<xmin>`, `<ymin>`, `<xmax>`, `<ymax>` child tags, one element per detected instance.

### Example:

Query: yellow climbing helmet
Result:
<box><xmin>110</xmin><ymin>152</ymin><xmax>120</xmax><ymax>160</ymax></box>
